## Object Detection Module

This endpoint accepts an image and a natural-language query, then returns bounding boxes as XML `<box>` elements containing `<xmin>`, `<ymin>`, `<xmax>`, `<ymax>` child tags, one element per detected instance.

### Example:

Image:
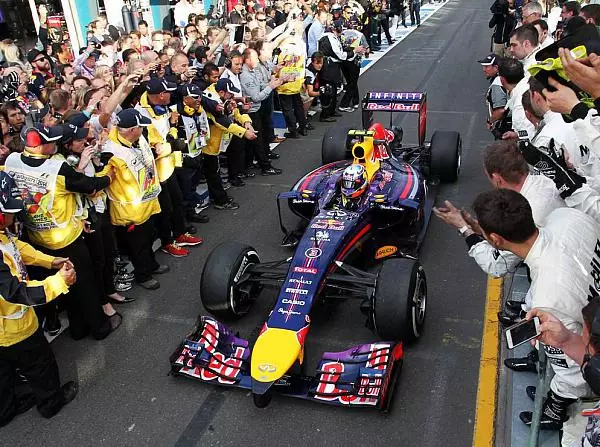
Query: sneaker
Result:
<box><xmin>352</xmin><ymin>104</ymin><xmax>360</xmax><ymax>111</ymax></box>
<box><xmin>175</xmin><ymin>233</ymin><xmax>204</xmax><ymax>247</ymax></box>
<box><xmin>261</xmin><ymin>167</ymin><xmax>283</xmax><ymax>176</ymax></box>
<box><xmin>114</xmin><ymin>279</ymin><xmax>133</xmax><ymax>292</ymax></box>
<box><xmin>241</xmin><ymin>170</ymin><xmax>256</xmax><ymax>178</ymax></box>
<box><xmin>272</xmin><ymin>136</ymin><xmax>286</xmax><ymax>143</ymax></box>
<box><xmin>138</xmin><ymin>278</ymin><xmax>160</xmax><ymax>290</ymax></box>
<box><xmin>214</xmin><ymin>201</ymin><xmax>240</xmax><ymax>210</ymax></box>
<box><xmin>188</xmin><ymin>212</ymin><xmax>209</xmax><ymax>223</ymax></box>
<box><xmin>229</xmin><ymin>177</ymin><xmax>246</xmax><ymax>187</ymax></box>
<box><xmin>339</xmin><ymin>106</ymin><xmax>353</xmax><ymax>112</ymax></box>
<box><xmin>161</xmin><ymin>243</ymin><xmax>189</xmax><ymax>257</ymax></box>
<box><xmin>222</xmin><ymin>182</ymin><xmax>231</xmax><ymax>191</ymax></box>
<box><xmin>154</xmin><ymin>264</ymin><xmax>170</xmax><ymax>274</ymax></box>
<box><xmin>284</xmin><ymin>132</ymin><xmax>299</xmax><ymax>139</ymax></box>
<box><xmin>38</xmin><ymin>381</ymin><xmax>79</xmax><ymax>419</ymax></box>
<box><xmin>194</xmin><ymin>202</ymin><xmax>209</xmax><ymax>213</ymax></box>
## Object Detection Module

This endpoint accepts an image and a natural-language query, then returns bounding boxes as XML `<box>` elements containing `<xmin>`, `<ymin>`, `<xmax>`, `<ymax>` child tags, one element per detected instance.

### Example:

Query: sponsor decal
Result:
<box><xmin>305</xmin><ymin>247</ymin><xmax>322</xmax><ymax>259</ymax></box>
<box><xmin>285</xmin><ymin>288</ymin><xmax>309</xmax><ymax>295</ymax></box>
<box><xmin>294</xmin><ymin>266</ymin><xmax>318</xmax><ymax>274</ymax></box>
<box><xmin>311</xmin><ymin>223</ymin><xmax>345</xmax><ymax>231</ymax></box>
<box><xmin>278</xmin><ymin>307</ymin><xmax>301</xmax><ymax>316</ymax></box>
<box><xmin>375</xmin><ymin>245</ymin><xmax>398</xmax><ymax>260</ymax></box>
<box><xmin>258</xmin><ymin>363</ymin><xmax>277</xmax><ymax>373</ymax></box>
<box><xmin>378</xmin><ymin>204</ymin><xmax>402</xmax><ymax>211</ymax></box>
<box><xmin>289</xmin><ymin>277</ymin><xmax>312</xmax><ymax>285</ymax></box>
<box><xmin>326</xmin><ymin>210</ymin><xmax>348</xmax><ymax>218</ymax></box>
<box><xmin>311</xmin><ymin>230</ymin><xmax>330</xmax><ymax>242</ymax></box>
<box><xmin>282</xmin><ymin>298</ymin><xmax>306</xmax><ymax>305</ymax></box>
<box><xmin>175</xmin><ymin>320</ymin><xmax>245</xmax><ymax>384</ymax></box>
<box><xmin>292</xmin><ymin>198</ymin><xmax>314</xmax><ymax>204</ymax></box>
<box><xmin>368</xmin><ymin>92</ymin><xmax>423</xmax><ymax>101</ymax></box>
<box><xmin>366</xmin><ymin>102</ymin><xmax>421</xmax><ymax>112</ymax></box>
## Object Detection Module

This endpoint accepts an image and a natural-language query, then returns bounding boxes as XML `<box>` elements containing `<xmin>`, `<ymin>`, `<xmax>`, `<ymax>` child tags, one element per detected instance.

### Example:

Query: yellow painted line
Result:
<box><xmin>472</xmin><ymin>276</ymin><xmax>504</xmax><ymax>447</ymax></box>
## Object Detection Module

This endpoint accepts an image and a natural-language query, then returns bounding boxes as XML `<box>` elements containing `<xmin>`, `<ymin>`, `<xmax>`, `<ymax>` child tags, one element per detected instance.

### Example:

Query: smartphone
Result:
<box><xmin>505</xmin><ymin>317</ymin><xmax>541</xmax><ymax>349</ymax></box>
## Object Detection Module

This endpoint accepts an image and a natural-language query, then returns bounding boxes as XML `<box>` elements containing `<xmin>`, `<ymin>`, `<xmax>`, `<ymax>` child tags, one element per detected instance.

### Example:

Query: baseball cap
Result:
<box><xmin>114</xmin><ymin>109</ymin><xmax>152</xmax><ymax>128</ymax></box>
<box><xmin>20</xmin><ymin>123</ymin><xmax>64</xmax><ymax>146</ymax></box>
<box><xmin>215</xmin><ymin>78</ymin><xmax>240</xmax><ymax>95</ymax></box>
<box><xmin>146</xmin><ymin>78</ymin><xmax>177</xmax><ymax>94</ymax></box>
<box><xmin>0</xmin><ymin>172</ymin><xmax>23</xmax><ymax>214</ymax></box>
<box><xmin>64</xmin><ymin>112</ymin><xmax>90</xmax><ymax>128</ymax></box>
<box><xmin>178</xmin><ymin>83</ymin><xmax>202</xmax><ymax>98</ymax></box>
<box><xmin>61</xmin><ymin>123</ymin><xmax>90</xmax><ymax>143</ymax></box>
<box><xmin>477</xmin><ymin>54</ymin><xmax>498</xmax><ymax>66</ymax></box>
<box><xmin>26</xmin><ymin>49</ymin><xmax>45</xmax><ymax>64</ymax></box>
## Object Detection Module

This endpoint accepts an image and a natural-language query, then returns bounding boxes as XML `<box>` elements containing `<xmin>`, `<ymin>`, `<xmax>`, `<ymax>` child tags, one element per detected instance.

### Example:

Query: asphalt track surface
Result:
<box><xmin>4</xmin><ymin>1</ymin><xmax>498</xmax><ymax>445</ymax></box>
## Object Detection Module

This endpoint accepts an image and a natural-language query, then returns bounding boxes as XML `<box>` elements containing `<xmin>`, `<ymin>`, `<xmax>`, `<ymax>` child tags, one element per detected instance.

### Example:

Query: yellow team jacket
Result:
<box><xmin>203</xmin><ymin>83</ymin><xmax>251</xmax><ymax>156</ymax></box>
<box><xmin>102</xmin><ymin>128</ymin><xmax>162</xmax><ymax>226</ymax></box>
<box><xmin>0</xmin><ymin>232</ymin><xmax>69</xmax><ymax>346</ymax></box>
<box><xmin>4</xmin><ymin>152</ymin><xmax>85</xmax><ymax>251</ymax></box>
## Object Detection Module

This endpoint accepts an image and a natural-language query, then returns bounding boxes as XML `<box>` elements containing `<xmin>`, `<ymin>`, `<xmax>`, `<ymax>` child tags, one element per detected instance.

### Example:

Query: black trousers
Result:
<box><xmin>226</xmin><ymin>136</ymin><xmax>246</xmax><ymax>179</ymax></box>
<box><xmin>279</xmin><ymin>93</ymin><xmax>307</xmax><ymax>133</ymax></box>
<box><xmin>84</xmin><ymin>211</ymin><xmax>116</xmax><ymax>303</ymax></box>
<box><xmin>42</xmin><ymin>237</ymin><xmax>110</xmax><ymax>340</ymax></box>
<box><xmin>0</xmin><ymin>329</ymin><xmax>63</xmax><ymax>424</ymax></box>
<box><xmin>248</xmin><ymin>110</ymin><xmax>271</xmax><ymax>170</ymax></box>
<box><xmin>410</xmin><ymin>1</ymin><xmax>421</xmax><ymax>25</ymax></box>
<box><xmin>377</xmin><ymin>15</ymin><xmax>393</xmax><ymax>44</ymax></box>
<box><xmin>115</xmin><ymin>219</ymin><xmax>159</xmax><ymax>283</ymax></box>
<box><xmin>340</xmin><ymin>61</ymin><xmax>360</xmax><ymax>108</ymax></box>
<box><xmin>202</xmin><ymin>153</ymin><xmax>229</xmax><ymax>206</ymax></box>
<box><xmin>261</xmin><ymin>93</ymin><xmax>276</xmax><ymax>143</ymax></box>
<box><xmin>157</xmin><ymin>174</ymin><xmax>186</xmax><ymax>246</ymax></box>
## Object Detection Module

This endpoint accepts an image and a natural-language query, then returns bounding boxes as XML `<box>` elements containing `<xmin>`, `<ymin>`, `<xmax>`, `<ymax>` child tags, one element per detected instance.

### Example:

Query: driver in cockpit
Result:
<box><xmin>335</xmin><ymin>164</ymin><xmax>369</xmax><ymax>211</ymax></box>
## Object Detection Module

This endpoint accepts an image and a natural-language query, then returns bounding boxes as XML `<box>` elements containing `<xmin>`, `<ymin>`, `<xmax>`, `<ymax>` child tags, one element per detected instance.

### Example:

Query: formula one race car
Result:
<box><xmin>170</xmin><ymin>91</ymin><xmax>461</xmax><ymax>410</ymax></box>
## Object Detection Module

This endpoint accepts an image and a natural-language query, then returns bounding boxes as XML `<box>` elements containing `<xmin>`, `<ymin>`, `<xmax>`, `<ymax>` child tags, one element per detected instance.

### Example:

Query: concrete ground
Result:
<box><xmin>3</xmin><ymin>0</ymin><xmax>499</xmax><ymax>445</ymax></box>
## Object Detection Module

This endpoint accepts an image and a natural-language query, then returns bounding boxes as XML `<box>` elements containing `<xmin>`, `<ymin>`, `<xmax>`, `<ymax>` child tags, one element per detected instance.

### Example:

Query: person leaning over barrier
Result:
<box><xmin>471</xmin><ymin>189</ymin><xmax>599</xmax><ymax>439</ymax></box>
<box><xmin>0</xmin><ymin>171</ymin><xmax>77</xmax><ymax>427</ymax></box>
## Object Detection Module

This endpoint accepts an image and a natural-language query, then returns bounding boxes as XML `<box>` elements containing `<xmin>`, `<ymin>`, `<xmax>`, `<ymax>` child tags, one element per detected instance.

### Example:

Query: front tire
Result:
<box><xmin>200</xmin><ymin>242</ymin><xmax>261</xmax><ymax>320</ymax></box>
<box><xmin>429</xmin><ymin>130</ymin><xmax>461</xmax><ymax>183</ymax></box>
<box><xmin>372</xmin><ymin>259</ymin><xmax>427</xmax><ymax>342</ymax></box>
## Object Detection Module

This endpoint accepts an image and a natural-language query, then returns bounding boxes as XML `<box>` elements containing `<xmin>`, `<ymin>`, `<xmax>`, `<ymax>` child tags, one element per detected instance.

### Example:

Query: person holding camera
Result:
<box><xmin>239</xmin><ymin>48</ymin><xmax>283</xmax><ymax>176</ymax></box>
<box><xmin>73</xmin><ymin>44</ymin><xmax>100</xmax><ymax>81</ymax></box>
<box><xmin>61</xmin><ymin>117</ymin><xmax>133</xmax><ymax>314</ymax></box>
<box><xmin>5</xmin><ymin>124</ymin><xmax>117</xmax><ymax>340</ymax></box>
<box><xmin>0</xmin><ymin>171</ymin><xmax>79</xmax><ymax>427</ymax></box>
<box><xmin>202</xmin><ymin>78</ymin><xmax>257</xmax><ymax>209</ymax></box>
<box><xmin>305</xmin><ymin>52</ymin><xmax>335</xmax><ymax>122</ymax></box>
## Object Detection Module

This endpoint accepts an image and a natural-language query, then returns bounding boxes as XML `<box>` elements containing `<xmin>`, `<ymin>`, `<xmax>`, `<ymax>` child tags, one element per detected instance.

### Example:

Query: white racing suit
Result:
<box><xmin>524</xmin><ymin>208</ymin><xmax>599</xmax><ymax>401</ymax></box>
<box><xmin>467</xmin><ymin>173</ymin><xmax>564</xmax><ymax>277</ymax></box>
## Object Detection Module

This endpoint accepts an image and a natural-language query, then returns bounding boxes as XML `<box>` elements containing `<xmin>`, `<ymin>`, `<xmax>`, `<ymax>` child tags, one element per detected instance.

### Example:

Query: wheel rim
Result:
<box><xmin>411</xmin><ymin>270</ymin><xmax>427</xmax><ymax>337</ymax></box>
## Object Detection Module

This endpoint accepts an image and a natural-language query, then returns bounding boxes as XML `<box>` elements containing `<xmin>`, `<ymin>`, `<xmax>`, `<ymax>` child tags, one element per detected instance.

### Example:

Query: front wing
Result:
<box><xmin>170</xmin><ymin>317</ymin><xmax>403</xmax><ymax>410</ymax></box>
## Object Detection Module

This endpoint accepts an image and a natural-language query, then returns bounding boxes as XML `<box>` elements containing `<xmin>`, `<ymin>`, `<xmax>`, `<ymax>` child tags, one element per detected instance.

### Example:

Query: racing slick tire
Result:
<box><xmin>372</xmin><ymin>258</ymin><xmax>427</xmax><ymax>343</ymax></box>
<box><xmin>200</xmin><ymin>242</ymin><xmax>261</xmax><ymax>320</ymax></box>
<box><xmin>430</xmin><ymin>130</ymin><xmax>461</xmax><ymax>183</ymax></box>
<box><xmin>322</xmin><ymin>125</ymin><xmax>354</xmax><ymax>164</ymax></box>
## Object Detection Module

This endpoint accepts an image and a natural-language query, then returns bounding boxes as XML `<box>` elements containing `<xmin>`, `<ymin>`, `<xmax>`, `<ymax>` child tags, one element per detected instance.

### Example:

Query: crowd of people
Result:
<box><xmin>433</xmin><ymin>0</ymin><xmax>600</xmax><ymax>445</ymax></box>
<box><xmin>0</xmin><ymin>0</ymin><xmax>443</xmax><ymax>429</ymax></box>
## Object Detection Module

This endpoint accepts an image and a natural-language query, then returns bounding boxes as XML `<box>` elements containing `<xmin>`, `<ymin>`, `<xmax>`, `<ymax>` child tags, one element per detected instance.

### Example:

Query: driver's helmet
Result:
<box><xmin>341</xmin><ymin>164</ymin><xmax>368</xmax><ymax>203</ymax></box>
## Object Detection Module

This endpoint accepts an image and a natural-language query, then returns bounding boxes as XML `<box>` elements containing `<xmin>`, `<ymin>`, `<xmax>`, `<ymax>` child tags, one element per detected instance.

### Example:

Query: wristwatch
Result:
<box><xmin>458</xmin><ymin>225</ymin><xmax>472</xmax><ymax>237</ymax></box>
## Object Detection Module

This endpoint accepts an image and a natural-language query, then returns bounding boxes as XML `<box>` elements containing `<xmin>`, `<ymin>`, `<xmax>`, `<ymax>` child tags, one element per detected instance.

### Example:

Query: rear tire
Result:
<box><xmin>200</xmin><ymin>242</ymin><xmax>260</xmax><ymax>320</ymax></box>
<box><xmin>322</xmin><ymin>125</ymin><xmax>354</xmax><ymax>164</ymax></box>
<box><xmin>429</xmin><ymin>130</ymin><xmax>461</xmax><ymax>183</ymax></box>
<box><xmin>372</xmin><ymin>258</ymin><xmax>427</xmax><ymax>342</ymax></box>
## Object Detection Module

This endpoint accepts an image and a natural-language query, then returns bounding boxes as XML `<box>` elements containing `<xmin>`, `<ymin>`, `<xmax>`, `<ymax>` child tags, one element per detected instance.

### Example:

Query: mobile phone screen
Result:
<box><xmin>506</xmin><ymin>318</ymin><xmax>539</xmax><ymax>349</ymax></box>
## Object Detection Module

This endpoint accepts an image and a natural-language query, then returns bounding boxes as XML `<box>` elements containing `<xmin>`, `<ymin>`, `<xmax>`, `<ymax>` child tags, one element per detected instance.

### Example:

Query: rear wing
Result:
<box><xmin>361</xmin><ymin>91</ymin><xmax>428</xmax><ymax>147</ymax></box>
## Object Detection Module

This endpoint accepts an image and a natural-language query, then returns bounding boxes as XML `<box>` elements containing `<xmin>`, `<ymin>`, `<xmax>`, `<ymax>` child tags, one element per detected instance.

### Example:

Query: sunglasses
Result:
<box><xmin>32</xmin><ymin>57</ymin><xmax>46</xmax><ymax>64</ymax></box>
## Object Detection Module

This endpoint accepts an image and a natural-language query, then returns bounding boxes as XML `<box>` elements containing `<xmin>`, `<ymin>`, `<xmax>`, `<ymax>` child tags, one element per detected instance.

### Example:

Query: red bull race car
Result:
<box><xmin>170</xmin><ymin>91</ymin><xmax>461</xmax><ymax>409</ymax></box>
